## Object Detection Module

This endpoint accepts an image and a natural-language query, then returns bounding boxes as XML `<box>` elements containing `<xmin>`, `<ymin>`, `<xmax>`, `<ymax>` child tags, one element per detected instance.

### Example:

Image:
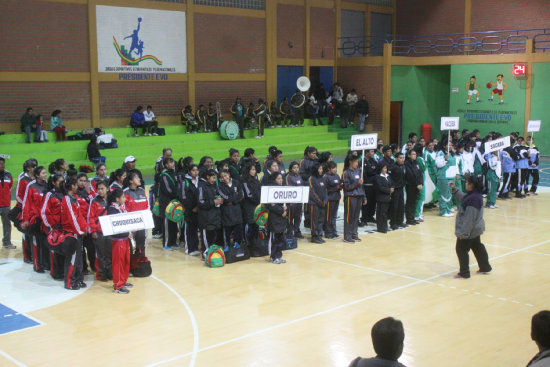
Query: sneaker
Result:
<box><xmin>442</xmin><ymin>213</ymin><xmax>454</xmax><ymax>217</ymax></box>
<box><xmin>33</xmin><ymin>268</ymin><xmax>45</xmax><ymax>274</ymax></box>
<box><xmin>489</xmin><ymin>205</ymin><xmax>498</xmax><ymax>209</ymax></box>
<box><xmin>189</xmin><ymin>250</ymin><xmax>201</xmax><ymax>256</ymax></box>
<box><xmin>134</xmin><ymin>133</ymin><xmax>138</xmax><ymax>137</ymax></box>
<box><xmin>467</xmin><ymin>101</ymin><xmax>470</xmax><ymax>104</ymax></box>
<box><xmin>453</xmin><ymin>274</ymin><xmax>469</xmax><ymax>279</ymax></box>
<box><xmin>376</xmin><ymin>229</ymin><xmax>387</xmax><ymax>234</ymax></box>
<box><xmin>255</xmin><ymin>136</ymin><xmax>261</xmax><ymax>139</ymax></box>
<box><xmin>398</xmin><ymin>223</ymin><xmax>408</xmax><ymax>228</ymax></box>
<box><xmin>271</xmin><ymin>258</ymin><xmax>282</xmax><ymax>264</ymax></box>
<box><xmin>153</xmin><ymin>133</ymin><xmax>158</xmax><ymax>136</ymax></box>
<box><xmin>2</xmin><ymin>243</ymin><xmax>16</xmax><ymax>249</ymax></box>
<box><xmin>311</xmin><ymin>238</ymin><xmax>324</xmax><ymax>244</ymax></box>
<box><xmin>343</xmin><ymin>238</ymin><xmax>355</xmax><ymax>243</ymax></box>
<box><xmin>65</xmin><ymin>284</ymin><xmax>81</xmax><ymax>290</ymax></box>
<box><xmin>294</xmin><ymin>233</ymin><xmax>304</xmax><ymax>239</ymax></box>
<box><xmin>152</xmin><ymin>233</ymin><xmax>162</xmax><ymax>239</ymax></box>
<box><xmin>163</xmin><ymin>246</ymin><xmax>173</xmax><ymax>251</ymax></box>
<box><xmin>172</xmin><ymin>244</ymin><xmax>182</xmax><ymax>249</ymax></box>
<box><xmin>279</xmin><ymin>258</ymin><xmax>287</xmax><ymax>263</ymax></box>
<box><xmin>499</xmin><ymin>101</ymin><xmax>503</xmax><ymax>104</ymax></box>
<box><xmin>124</xmin><ymin>282</ymin><xmax>133</xmax><ymax>288</ymax></box>
<box><xmin>358</xmin><ymin>221</ymin><xmax>366</xmax><ymax>228</ymax></box>
<box><xmin>114</xmin><ymin>287</ymin><xmax>130</xmax><ymax>294</ymax></box>
<box><xmin>476</xmin><ymin>270</ymin><xmax>491</xmax><ymax>275</ymax></box>
<box><xmin>450</xmin><ymin>207</ymin><xmax>456</xmax><ymax>212</ymax></box>
<box><xmin>352</xmin><ymin>237</ymin><xmax>362</xmax><ymax>242</ymax></box>
<box><xmin>533</xmin><ymin>192</ymin><xmax>538</xmax><ymax>196</ymax></box>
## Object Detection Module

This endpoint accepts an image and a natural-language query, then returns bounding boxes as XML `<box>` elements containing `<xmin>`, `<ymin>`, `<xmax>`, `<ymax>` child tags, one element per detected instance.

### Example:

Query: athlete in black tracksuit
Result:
<box><xmin>309</xmin><ymin>163</ymin><xmax>328</xmax><ymax>244</ymax></box>
<box><xmin>241</xmin><ymin>165</ymin><xmax>261</xmax><ymax>250</ymax></box>
<box><xmin>360</xmin><ymin>152</ymin><xmax>378</xmax><ymax>225</ymax></box>
<box><xmin>342</xmin><ymin>157</ymin><xmax>365</xmax><ymax>242</ymax></box>
<box><xmin>390</xmin><ymin>156</ymin><xmax>406</xmax><ymax>230</ymax></box>
<box><xmin>218</xmin><ymin>172</ymin><xmax>244</xmax><ymax>247</ymax></box>
<box><xmin>375</xmin><ymin>169</ymin><xmax>392</xmax><ymax>233</ymax></box>
<box><xmin>180</xmin><ymin>170</ymin><xmax>200</xmax><ymax>255</ymax></box>
<box><xmin>300</xmin><ymin>149</ymin><xmax>318</xmax><ymax>228</ymax></box>
<box><xmin>404</xmin><ymin>153</ymin><xmax>424</xmax><ymax>225</ymax></box>
<box><xmin>158</xmin><ymin>166</ymin><xmax>179</xmax><ymax>249</ymax></box>
<box><xmin>197</xmin><ymin>173</ymin><xmax>222</xmax><ymax>255</ymax></box>
<box><xmin>324</xmin><ymin>166</ymin><xmax>342</xmax><ymax>239</ymax></box>
<box><xmin>285</xmin><ymin>166</ymin><xmax>304</xmax><ymax>238</ymax></box>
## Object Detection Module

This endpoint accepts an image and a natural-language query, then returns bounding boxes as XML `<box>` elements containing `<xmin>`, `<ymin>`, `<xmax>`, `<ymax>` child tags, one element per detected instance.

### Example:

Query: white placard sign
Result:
<box><xmin>484</xmin><ymin>136</ymin><xmax>511</xmax><ymax>154</ymax></box>
<box><xmin>441</xmin><ymin>117</ymin><xmax>459</xmax><ymax>130</ymax></box>
<box><xmin>350</xmin><ymin>133</ymin><xmax>378</xmax><ymax>151</ymax></box>
<box><xmin>99</xmin><ymin>210</ymin><xmax>155</xmax><ymax>236</ymax></box>
<box><xmin>527</xmin><ymin>120</ymin><xmax>541</xmax><ymax>132</ymax></box>
<box><xmin>261</xmin><ymin>186</ymin><xmax>310</xmax><ymax>204</ymax></box>
<box><xmin>96</xmin><ymin>6</ymin><xmax>187</xmax><ymax>73</ymax></box>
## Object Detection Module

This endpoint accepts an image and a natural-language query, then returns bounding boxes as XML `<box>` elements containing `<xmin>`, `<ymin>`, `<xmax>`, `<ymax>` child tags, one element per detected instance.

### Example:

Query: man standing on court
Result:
<box><xmin>0</xmin><ymin>157</ymin><xmax>15</xmax><ymax>249</ymax></box>
<box><xmin>231</xmin><ymin>97</ymin><xmax>245</xmax><ymax>139</ymax></box>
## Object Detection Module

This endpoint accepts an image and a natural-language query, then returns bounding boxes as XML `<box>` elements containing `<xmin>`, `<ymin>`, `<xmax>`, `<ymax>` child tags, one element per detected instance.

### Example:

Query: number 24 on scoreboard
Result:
<box><xmin>513</xmin><ymin>63</ymin><xmax>526</xmax><ymax>76</ymax></box>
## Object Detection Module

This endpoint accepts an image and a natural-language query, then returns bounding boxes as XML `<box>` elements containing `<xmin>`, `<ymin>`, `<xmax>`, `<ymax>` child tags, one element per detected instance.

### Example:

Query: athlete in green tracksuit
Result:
<box><xmin>485</xmin><ymin>152</ymin><xmax>500</xmax><ymax>208</ymax></box>
<box><xmin>424</xmin><ymin>141</ymin><xmax>439</xmax><ymax>204</ymax></box>
<box><xmin>435</xmin><ymin>143</ymin><xmax>456</xmax><ymax>216</ymax></box>
<box><xmin>415</xmin><ymin>147</ymin><xmax>426</xmax><ymax>219</ymax></box>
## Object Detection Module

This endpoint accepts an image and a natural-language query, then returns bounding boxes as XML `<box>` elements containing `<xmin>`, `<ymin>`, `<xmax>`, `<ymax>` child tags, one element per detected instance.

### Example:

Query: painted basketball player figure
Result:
<box><xmin>465</xmin><ymin>75</ymin><xmax>481</xmax><ymax>104</ymax></box>
<box><xmin>488</xmin><ymin>74</ymin><xmax>507</xmax><ymax>105</ymax></box>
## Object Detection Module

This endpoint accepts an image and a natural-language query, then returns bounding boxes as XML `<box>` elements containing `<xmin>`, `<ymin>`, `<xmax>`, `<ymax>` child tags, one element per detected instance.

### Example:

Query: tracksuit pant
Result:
<box><xmin>112</xmin><ymin>238</ymin><xmax>130</xmax><ymax>290</ymax></box>
<box><xmin>245</xmin><ymin>222</ymin><xmax>259</xmax><ymax>249</ymax></box>
<box><xmin>269</xmin><ymin>232</ymin><xmax>284</xmax><ymax>260</ymax></box>
<box><xmin>390</xmin><ymin>187</ymin><xmax>405</xmax><ymax>227</ymax></box>
<box><xmin>184</xmin><ymin>219</ymin><xmax>199</xmax><ymax>254</ymax></box>
<box><xmin>344</xmin><ymin>196</ymin><xmax>362</xmax><ymax>240</ymax></box>
<box><xmin>415</xmin><ymin>183</ymin><xmax>425</xmax><ymax>218</ymax></box>
<box><xmin>200</xmin><ymin>228</ymin><xmax>221</xmax><ymax>256</ymax></box>
<box><xmin>361</xmin><ymin>184</ymin><xmax>376</xmax><ymax>222</ymax></box>
<box><xmin>437</xmin><ymin>178</ymin><xmax>452</xmax><ymax>215</ymax></box>
<box><xmin>517</xmin><ymin>168</ymin><xmax>529</xmax><ymax>195</ymax></box>
<box><xmin>405</xmin><ymin>185</ymin><xmax>418</xmax><ymax>223</ymax></box>
<box><xmin>0</xmin><ymin>206</ymin><xmax>11</xmax><ymax>246</ymax></box>
<box><xmin>499</xmin><ymin>172</ymin><xmax>512</xmax><ymax>197</ymax></box>
<box><xmin>23</xmin><ymin>234</ymin><xmax>33</xmax><ymax>263</ymax></box>
<box><xmin>455</xmin><ymin>236</ymin><xmax>492</xmax><ymax>278</ymax></box>
<box><xmin>133</xmin><ymin>229</ymin><xmax>146</xmax><ymax>257</ymax></box>
<box><xmin>510</xmin><ymin>171</ymin><xmax>518</xmax><ymax>194</ymax></box>
<box><xmin>486</xmin><ymin>170</ymin><xmax>499</xmax><ymax>206</ymax></box>
<box><xmin>376</xmin><ymin>201</ymin><xmax>390</xmax><ymax>233</ymax></box>
<box><xmin>529</xmin><ymin>169</ymin><xmax>539</xmax><ymax>193</ymax></box>
<box><xmin>295</xmin><ymin>107</ymin><xmax>304</xmax><ymax>126</ymax></box>
<box><xmin>49</xmin><ymin>244</ymin><xmax>65</xmax><ymax>280</ymax></box>
<box><xmin>224</xmin><ymin>224</ymin><xmax>243</xmax><ymax>246</ymax></box>
<box><xmin>54</xmin><ymin>236</ymin><xmax>82</xmax><ymax>289</ymax></box>
<box><xmin>310</xmin><ymin>204</ymin><xmax>326</xmax><ymax>241</ymax></box>
<box><xmin>287</xmin><ymin>203</ymin><xmax>302</xmax><ymax>236</ymax></box>
<box><xmin>324</xmin><ymin>200</ymin><xmax>339</xmax><ymax>238</ymax></box>
<box><xmin>236</xmin><ymin>115</ymin><xmax>244</xmax><ymax>138</ymax></box>
<box><xmin>163</xmin><ymin>217</ymin><xmax>179</xmax><ymax>248</ymax></box>
<box><xmin>32</xmin><ymin>231</ymin><xmax>49</xmax><ymax>272</ymax></box>
<box><xmin>82</xmin><ymin>235</ymin><xmax>96</xmax><ymax>273</ymax></box>
<box><xmin>93</xmin><ymin>233</ymin><xmax>112</xmax><ymax>280</ymax></box>
<box><xmin>257</xmin><ymin>116</ymin><xmax>264</xmax><ymax>137</ymax></box>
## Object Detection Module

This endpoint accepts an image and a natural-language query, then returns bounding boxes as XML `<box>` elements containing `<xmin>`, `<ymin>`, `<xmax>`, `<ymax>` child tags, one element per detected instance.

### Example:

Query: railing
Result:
<box><xmin>339</xmin><ymin>28</ymin><xmax>550</xmax><ymax>57</ymax></box>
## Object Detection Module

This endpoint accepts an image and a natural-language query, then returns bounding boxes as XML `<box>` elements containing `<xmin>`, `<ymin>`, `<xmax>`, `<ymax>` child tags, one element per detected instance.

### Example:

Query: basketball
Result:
<box><xmin>486</xmin><ymin>82</ymin><xmax>492</xmax><ymax>88</ymax></box>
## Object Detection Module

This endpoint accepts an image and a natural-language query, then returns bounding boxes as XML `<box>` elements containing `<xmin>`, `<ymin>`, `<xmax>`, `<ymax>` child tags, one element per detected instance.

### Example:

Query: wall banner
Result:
<box><xmin>96</xmin><ymin>5</ymin><xmax>187</xmax><ymax>73</ymax></box>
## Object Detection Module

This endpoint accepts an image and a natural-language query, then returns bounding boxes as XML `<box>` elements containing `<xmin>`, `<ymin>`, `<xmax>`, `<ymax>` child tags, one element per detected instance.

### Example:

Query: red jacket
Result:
<box><xmin>123</xmin><ymin>186</ymin><xmax>149</xmax><ymax>212</ymax></box>
<box><xmin>0</xmin><ymin>170</ymin><xmax>13</xmax><ymax>207</ymax></box>
<box><xmin>90</xmin><ymin>176</ymin><xmax>108</xmax><ymax>198</ymax></box>
<box><xmin>16</xmin><ymin>173</ymin><xmax>32</xmax><ymax>209</ymax></box>
<box><xmin>87</xmin><ymin>196</ymin><xmax>107</xmax><ymax>234</ymax></box>
<box><xmin>60</xmin><ymin>195</ymin><xmax>88</xmax><ymax>235</ymax></box>
<box><xmin>22</xmin><ymin>180</ymin><xmax>48</xmax><ymax>225</ymax></box>
<box><xmin>75</xmin><ymin>187</ymin><xmax>93</xmax><ymax>220</ymax></box>
<box><xmin>41</xmin><ymin>190</ymin><xmax>63</xmax><ymax>230</ymax></box>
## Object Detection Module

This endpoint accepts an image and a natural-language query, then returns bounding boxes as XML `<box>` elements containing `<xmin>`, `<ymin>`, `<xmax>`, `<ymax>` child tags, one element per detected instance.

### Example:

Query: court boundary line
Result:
<box><xmin>0</xmin><ymin>350</ymin><xmax>27</xmax><ymax>367</ymax></box>
<box><xmin>146</xmin><ymin>275</ymin><xmax>199</xmax><ymax>367</ymax></box>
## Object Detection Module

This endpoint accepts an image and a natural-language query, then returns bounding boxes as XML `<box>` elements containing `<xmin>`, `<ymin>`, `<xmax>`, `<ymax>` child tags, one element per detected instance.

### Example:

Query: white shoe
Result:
<box><xmin>255</xmin><ymin>136</ymin><xmax>261</xmax><ymax>139</ymax></box>
<box><xmin>133</xmin><ymin>133</ymin><xmax>138</xmax><ymax>137</ymax></box>
<box><xmin>271</xmin><ymin>258</ymin><xmax>282</xmax><ymax>264</ymax></box>
<box><xmin>489</xmin><ymin>205</ymin><xmax>498</xmax><ymax>209</ymax></box>
<box><xmin>442</xmin><ymin>213</ymin><xmax>453</xmax><ymax>217</ymax></box>
<box><xmin>450</xmin><ymin>208</ymin><xmax>455</xmax><ymax>212</ymax></box>
<box><xmin>189</xmin><ymin>250</ymin><xmax>200</xmax><ymax>256</ymax></box>
<box><xmin>153</xmin><ymin>133</ymin><xmax>158</xmax><ymax>136</ymax></box>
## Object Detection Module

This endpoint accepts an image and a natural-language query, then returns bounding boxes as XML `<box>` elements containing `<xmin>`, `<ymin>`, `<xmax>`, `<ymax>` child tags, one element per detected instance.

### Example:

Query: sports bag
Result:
<box><xmin>130</xmin><ymin>254</ymin><xmax>152</xmax><ymax>277</ymax></box>
<box><xmin>250</xmin><ymin>228</ymin><xmax>270</xmax><ymax>257</ymax></box>
<box><xmin>284</xmin><ymin>236</ymin><xmax>298</xmax><ymax>250</ymax></box>
<box><xmin>8</xmin><ymin>206</ymin><xmax>22</xmax><ymax>231</ymax></box>
<box><xmin>165</xmin><ymin>199</ymin><xmax>184</xmax><ymax>222</ymax></box>
<box><xmin>224</xmin><ymin>242</ymin><xmax>250</xmax><ymax>264</ymax></box>
<box><xmin>254</xmin><ymin>204</ymin><xmax>269</xmax><ymax>226</ymax></box>
<box><xmin>205</xmin><ymin>245</ymin><xmax>225</xmax><ymax>268</ymax></box>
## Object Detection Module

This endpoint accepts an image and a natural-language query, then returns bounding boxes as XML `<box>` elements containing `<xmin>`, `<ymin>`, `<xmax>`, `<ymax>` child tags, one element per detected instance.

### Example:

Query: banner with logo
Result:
<box><xmin>99</xmin><ymin>210</ymin><xmax>155</xmax><ymax>236</ymax></box>
<box><xmin>96</xmin><ymin>5</ymin><xmax>187</xmax><ymax>73</ymax></box>
<box><xmin>261</xmin><ymin>186</ymin><xmax>310</xmax><ymax>204</ymax></box>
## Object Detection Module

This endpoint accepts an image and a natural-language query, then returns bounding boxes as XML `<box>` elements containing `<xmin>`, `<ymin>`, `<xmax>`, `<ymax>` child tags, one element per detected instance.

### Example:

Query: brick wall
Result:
<box><xmin>0</xmin><ymin>0</ymin><xmax>89</xmax><ymax>72</ymax></box>
<box><xmin>0</xmin><ymin>82</ymin><xmax>90</xmax><ymax>124</ymax></box>
<box><xmin>396</xmin><ymin>0</ymin><xmax>464</xmax><ymax>35</ymax></box>
<box><xmin>277</xmin><ymin>4</ymin><xmax>305</xmax><ymax>59</ymax></box>
<box><xmin>195</xmin><ymin>81</ymin><xmax>266</xmax><ymax>115</ymax></box>
<box><xmin>336</xmin><ymin>66</ymin><xmax>383</xmax><ymax>131</ymax></box>
<box><xmin>194</xmin><ymin>14</ymin><xmax>265</xmax><ymax>73</ymax></box>
<box><xmin>310</xmin><ymin>7</ymin><xmax>336</xmax><ymax>60</ymax></box>
<box><xmin>471</xmin><ymin>0</ymin><xmax>550</xmax><ymax>32</ymax></box>
<box><xmin>98</xmin><ymin>82</ymin><xmax>187</xmax><ymax>119</ymax></box>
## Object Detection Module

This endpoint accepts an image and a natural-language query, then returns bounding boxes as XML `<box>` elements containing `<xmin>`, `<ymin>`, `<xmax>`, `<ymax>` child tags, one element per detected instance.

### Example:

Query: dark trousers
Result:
<box><xmin>131</xmin><ymin>121</ymin><xmax>149</xmax><ymax>135</ymax></box>
<box><xmin>270</xmin><ymin>231</ymin><xmax>284</xmax><ymax>260</ymax></box>
<box><xmin>376</xmin><ymin>201</ymin><xmax>390</xmax><ymax>233</ymax></box>
<box><xmin>510</xmin><ymin>171</ymin><xmax>518</xmax><ymax>193</ymax></box>
<box><xmin>245</xmin><ymin>222</ymin><xmax>259</xmax><ymax>248</ymax></box>
<box><xmin>23</xmin><ymin>233</ymin><xmax>33</xmax><ymax>262</ymax></box>
<box><xmin>499</xmin><ymin>172</ymin><xmax>512</xmax><ymax>196</ymax></box>
<box><xmin>200</xmin><ymin>228</ymin><xmax>220</xmax><ymax>256</ymax></box>
<box><xmin>82</xmin><ymin>235</ymin><xmax>96</xmax><ymax>273</ymax></box>
<box><xmin>32</xmin><ymin>231</ymin><xmax>49</xmax><ymax>272</ymax></box>
<box><xmin>281</xmin><ymin>113</ymin><xmax>293</xmax><ymax>127</ymax></box>
<box><xmin>0</xmin><ymin>206</ymin><xmax>11</xmax><ymax>246</ymax></box>
<box><xmin>49</xmin><ymin>243</ymin><xmax>65</xmax><ymax>280</ymax></box>
<box><xmin>55</xmin><ymin>236</ymin><xmax>82</xmax><ymax>289</ymax></box>
<box><xmin>224</xmin><ymin>224</ymin><xmax>243</xmax><ymax>246</ymax></box>
<box><xmin>184</xmin><ymin>219</ymin><xmax>199</xmax><ymax>254</ymax></box>
<box><xmin>133</xmin><ymin>229</ymin><xmax>146</xmax><ymax>257</ymax></box>
<box><xmin>163</xmin><ymin>217</ymin><xmax>179</xmax><ymax>248</ymax></box>
<box><xmin>390</xmin><ymin>187</ymin><xmax>405</xmax><ymax>227</ymax></box>
<box><xmin>405</xmin><ymin>185</ymin><xmax>419</xmax><ymax>223</ymax></box>
<box><xmin>361</xmin><ymin>184</ymin><xmax>376</xmax><ymax>222</ymax></box>
<box><xmin>153</xmin><ymin>214</ymin><xmax>164</xmax><ymax>235</ymax></box>
<box><xmin>344</xmin><ymin>196</ymin><xmax>362</xmax><ymax>240</ymax></box>
<box><xmin>295</xmin><ymin>107</ymin><xmax>304</xmax><ymax>125</ymax></box>
<box><xmin>309</xmin><ymin>204</ymin><xmax>326</xmax><ymax>240</ymax></box>
<box><xmin>287</xmin><ymin>203</ymin><xmax>302</xmax><ymax>235</ymax></box>
<box><xmin>236</xmin><ymin>115</ymin><xmax>245</xmax><ymax>138</ymax></box>
<box><xmin>303</xmin><ymin>203</ymin><xmax>310</xmax><ymax>228</ymax></box>
<box><xmin>324</xmin><ymin>200</ymin><xmax>339</xmax><ymax>237</ymax></box>
<box><xmin>517</xmin><ymin>168</ymin><xmax>529</xmax><ymax>194</ymax></box>
<box><xmin>93</xmin><ymin>233</ymin><xmax>112</xmax><ymax>280</ymax></box>
<box><xmin>257</xmin><ymin>116</ymin><xmax>264</xmax><ymax>137</ymax></box>
<box><xmin>455</xmin><ymin>236</ymin><xmax>492</xmax><ymax>278</ymax></box>
<box><xmin>529</xmin><ymin>169</ymin><xmax>539</xmax><ymax>193</ymax></box>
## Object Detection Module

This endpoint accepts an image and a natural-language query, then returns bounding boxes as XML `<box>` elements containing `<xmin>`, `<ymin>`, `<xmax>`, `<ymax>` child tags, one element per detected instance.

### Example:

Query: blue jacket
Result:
<box><xmin>500</xmin><ymin>148</ymin><xmax>516</xmax><ymax>173</ymax></box>
<box><xmin>514</xmin><ymin>145</ymin><xmax>529</xmax><ymax>169</ymax></box>
<box><xmin>528</xmin><ymin>147</ymin><xmax>539</xmax><ymax>169</ymax></box>
<box><xmin>131</xmin><ymin>111</ymin><xmax>145</xmax><ymax>125</ymax></box>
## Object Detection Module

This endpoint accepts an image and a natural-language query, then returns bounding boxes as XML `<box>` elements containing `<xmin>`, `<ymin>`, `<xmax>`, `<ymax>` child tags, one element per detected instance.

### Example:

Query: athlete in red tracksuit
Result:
<box><xmin>22</xmin><ymin>167</ymin><xmax>49</xmax><ymax>273</ymax></box>
<box><xmin>41</xmin><ymin>174</ymin><xmax>65</xmax><ymax>280</ymax></box>
<box><xmin>76</xmin><ymin>173</ymin><xmax>95</xmax><ymax>274</ymax></box>
<box><xmin>15</xmin><ymin>164</ymin><xmax>35</xmax><ymax>263</ymax></box>
<box><xmin>123</xmin><ymin>172</ymin><xmax>149</xmax><ymax>257</ymax></box>
<box><xmin>87</xmin><ymin>181</ymin><xmax>111</xmax><ymax>281</ymax></box>
<box><xmin>49</xmin><ymin>178</ymin><xmax>88</xmax><ymax>290</ymax></box>
<box><xmin>107</xmin><ymin>188</ymin><xmax>133</xmax><ymax>294</ymax></box>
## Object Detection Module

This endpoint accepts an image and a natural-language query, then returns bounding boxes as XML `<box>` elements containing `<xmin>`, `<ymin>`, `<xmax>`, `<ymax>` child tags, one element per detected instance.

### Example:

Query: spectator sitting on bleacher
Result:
<box><xmin>130</xmin><ymin>105</ymin><xmax>148</xmax><ymax>137</ymax></box>
<box><xmin>20</xmin><ymin>107</ymin><xmax>35</xmax><ymax>144</ymax></box>
<box><xmin>87</xmin><ymin>135</ymin><xmax>106</xmax><ymax>164</ymax></box>
<box><xmin>349</xmin><ymin>317</ymin><xmax>407</xmax><ymax>367</ymax></box>
<box><xmin>50</xmin><ymin>109</ymin><xmax>66</xmax><ymax>141</ymax></box>
<box><xmin>143</xmin><ymin>105</ymin><xmax>159</xmax><ymax>136</ymax></box>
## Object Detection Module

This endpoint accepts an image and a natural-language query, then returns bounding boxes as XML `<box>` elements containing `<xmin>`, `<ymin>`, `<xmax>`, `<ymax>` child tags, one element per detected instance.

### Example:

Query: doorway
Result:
<box><xmin>309</xmin><ymin>66</ymin><xmax>333</xmax><ymax>98</ymax></box>
<box><xmin>390</xmin><ymin>101</ymin><xmax>402</xmax><ymax>145</ymax></box>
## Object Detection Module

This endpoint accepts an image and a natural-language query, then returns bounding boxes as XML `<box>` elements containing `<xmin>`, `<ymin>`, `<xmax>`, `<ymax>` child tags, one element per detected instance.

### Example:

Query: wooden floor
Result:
<box><xmin>1</xmin><ymin>192</ymin><xmax>549</xmax><ymax>367</ymax></box>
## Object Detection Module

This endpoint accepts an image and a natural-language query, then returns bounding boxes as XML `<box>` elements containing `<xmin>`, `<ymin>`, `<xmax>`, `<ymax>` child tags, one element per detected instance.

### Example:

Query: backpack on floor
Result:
<box><xmin>284</xmin><ymin>236</ymin><xmax>298</xmax><ymax>250</ymax></box>
<box><xmin>130</xmin><ymin>254</ymin><xmax>152</xmax><ymax>277</ymax></box>
<box><xmin>224</xmin><ymin>242</ymin><xmax>250</xmax><ymax>264</ymax></box>
<box><xmin>153</xmin><ymin>127</ymin><xmax>166</xmax><ymax>136</ymax></box>
<box><xmin>205</xmin><ymin>245</ymin><xmax>225</xmax><ymax>268</ymax></box>
<box><xmin>250</xmin><ymin>228</ymin><xmax>270</xmax><ymax>257</ymax></box>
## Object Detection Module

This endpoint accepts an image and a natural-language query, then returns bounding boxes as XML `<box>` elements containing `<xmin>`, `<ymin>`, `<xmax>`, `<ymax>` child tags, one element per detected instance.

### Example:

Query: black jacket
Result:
<box><xmin>285</xmin><ymin>172</ymin><xmax>304</xmax><ymax>187</ymax></box>
<box><xmin>241</xmin><ymin>177</ymin><xmax>261</xmax><ymax>224</ymax></box>
<box><xmin>405</xmin><ymin>159</ymin><xmax>424</xmax><ymax>187</ymax></box>
<box><xmin>390</xmin><ymin>164</ymin><xmax>406</xmax><ymax>188</ymax></box>
<box><xmin>158</xmin><ymin>169</ymin><xmax>178</xmax><ymax>217</ymax></box>
<box><xmin>378</xmin><ymin>157</ymin><xmax>395</xmax><ymax>175</ymax></box>
<box><xmin>309</xmin><ymin>175</ymin><xmax>328</xmax><ymax>207</ymax></box>
<box><xmin>325</xmin><ymin>173</ymin><xmax>342</xmax><ymax>202</ymax></box>
<box><xmin>299</xmin><ymin>157</ymin><xmax>317</xmax><ymax>182</ymax></box>
<box><xmin>228</xmin><ymin>163</ymin><xmax>241</xmax><ymax>180</ymax></box>
<box><xmin>362</xmin><ymin>157</ymin><xmax>379</xmax><ymax>185</ymax></box>
<box><xmin>239</xmin><ymin>157</ymin><xmax>261</xmax><ymax>176</ymax></box>
<box><xmin>342</xmin><ymin>168</ymin><xmax>365</xmax><ymax>198</ymax></box>
<box><xmin>355</xmin><ymin>99</ymin><xmax>369</xmax><ymax>115</ymax></box>
<box><xmin>179</xmin><ymin>175</ymin><xmax>199</xmax><ymax>225</ymax></box>
<box><xmin>197</xmin><ymin>179</ymin><xmax>222</xmax><ymax>230</ymax></box>
<box><xmin>218</xmin><ymin>179</ymin><xmax>243</xmax><ymax>227</ymax></box>
<box><xmin>375</xmin><ymin>174</ymin><xmax>392</xmax><ymax>203</ymax></box>
<box><xmin>268</xmin><ymin>201</ymin><xmax>287</xmax><ymax>234</ymax></box>
<box><xmin>87</xmin><ymin>142</ymin><xmax>101</xmax><ymax>160</ymax></box>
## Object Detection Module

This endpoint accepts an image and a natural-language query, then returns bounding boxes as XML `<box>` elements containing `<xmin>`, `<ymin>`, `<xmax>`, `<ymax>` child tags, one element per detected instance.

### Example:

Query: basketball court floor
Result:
<box><xmin>1</xmin><ymin>176</ymin><xmax>549</xmax><ymax>366</ymax></box>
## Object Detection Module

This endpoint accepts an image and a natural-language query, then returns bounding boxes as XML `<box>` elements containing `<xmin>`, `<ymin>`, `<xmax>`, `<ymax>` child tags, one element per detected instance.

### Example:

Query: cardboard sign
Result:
<box><xmin>527</xmin><ymin>120</ymin><xmax>541</xmax><ymax>132</ymax></box>
<box><xmin>99</xmin><ymin>210</ymin><xmax>155</xmax><ymax>236</ymax></box>
<box><xmin>261</xmin><ymin>186</ymin><xmax>310</xmax><ymax>204</ymax></box>
<box><xmin>484</xmin><ymin>136</ymin><xmax>511</xmax><ymax>154</ymax></box>
<box><xmin>350</xmin><ymin>133</ymin><xmax>378</xmax><ymax>151</ymax></box>
<box><xmin>440</xmin><ymin>117</ymin><xmax>459</xmax><ymax>131</ymax></box>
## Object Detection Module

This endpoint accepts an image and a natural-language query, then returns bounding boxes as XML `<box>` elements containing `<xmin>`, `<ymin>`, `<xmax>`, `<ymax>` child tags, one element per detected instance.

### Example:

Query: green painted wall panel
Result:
<box><xmin>530</xmin><ymin>62</ymin><xmax>550</xmax><ymax>155</ymax></box>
